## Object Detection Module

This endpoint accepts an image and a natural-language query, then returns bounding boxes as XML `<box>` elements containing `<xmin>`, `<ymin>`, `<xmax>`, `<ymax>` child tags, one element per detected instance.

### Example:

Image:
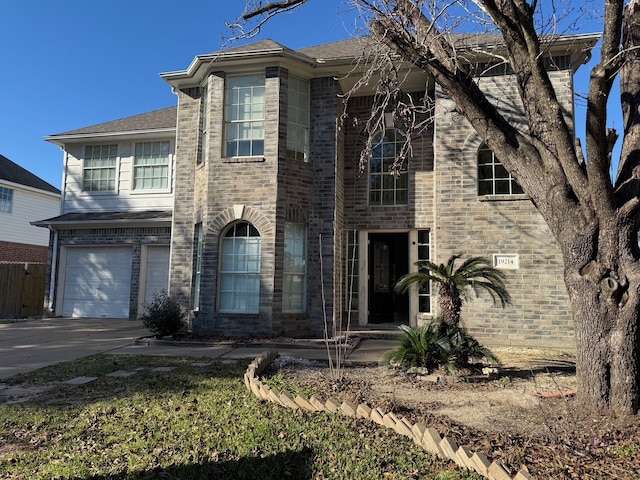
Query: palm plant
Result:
<box><xmin>383</xmin><ymin>318</ymin><xmax>500</xmax><ymax>373</ymax></box>
<box><xmin>382</xmin><ymin>323</ymin><xmax>444</xmax><ymax>371</ymax></box>
<box><xmin>395</xmin><ymin>254</ymin><xmax>512</xmax><ymax>326</ymax></box>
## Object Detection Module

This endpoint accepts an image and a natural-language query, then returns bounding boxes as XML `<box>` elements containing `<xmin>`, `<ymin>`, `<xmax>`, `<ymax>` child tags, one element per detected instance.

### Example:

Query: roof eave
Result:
<box><xmin>0</xmin><ymin>179</ymin><xmax>60</xmax><ymax>197</ymax></box>
<box><xmin>160</xmin><ymin>48</ymin><xmax>317</xmax><ymax>86</ymax></box>
<box><xmin>31</xmin><ymin>217</ymin><xmax>172</xmax><ymax>230</ymax></box>
<box><xmin>45</xmin><ymin>127</ymin><xmax>177</xmax><ymax>146</ymax></box>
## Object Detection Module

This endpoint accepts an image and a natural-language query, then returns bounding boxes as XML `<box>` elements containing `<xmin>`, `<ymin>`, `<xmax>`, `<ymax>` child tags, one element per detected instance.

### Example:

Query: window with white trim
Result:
<box><xmin>417</xmin><ymin>229</ymin><xmax>431</xmax><ymax>313</ymax></box>
<box><xmin>283</xmin><ymin>222</ymin><xmax>306</xmax><ymax>312</ymax></box>
<box><xmin>0</xmin><ymin>187</ymin><xmax>13</xmax><ymax>213</ymax></box>
<box><xmin>369</xmin><ymin>129</ymin><xmax>408</xmax><ymax>205</ymax></box>
<box><xmin>477</xmin><ymin>144</ymin><xmax>523</xmax><ymax>196</ymax></box>
<box><xmin>225</xmin><ymin>74</ymin><xmax>265</xmax><ymax>157</ymax></box>
<box><xmin>345</xmin><ymin>230</ymin><xmax>359</xmax><ymax>310</ymax></box>
<box><xmin>133</xmin><ymin>141</ymin><xmax>170</xmax><ymax>190</ymax></box>
<box><xmin>287</xmin><ymin>76</ymin><xmax>309</xmax><ymax>161</ymax></box>
<box><xmin>192</xmin><ymin>223</ymin><xmax>204</xmax><ymax>310</ymax></box>
<box><xmin>199</xmin><ymin>84</ymin><xmax>208</xmax><ymax>165</ymax></box>
<box><xmin>219</xmin><ymin>222</ymin><xmax>261</xmax><ymax>313</ymax></box>
<box><xmin>83</xmin><ymin>145</ymin><xmax>117</xmax><ymax>192</ymax></box>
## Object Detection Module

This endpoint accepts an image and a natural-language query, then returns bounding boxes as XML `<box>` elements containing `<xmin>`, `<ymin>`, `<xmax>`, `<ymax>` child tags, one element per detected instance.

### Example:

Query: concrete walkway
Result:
<box><xmin>0</xmin><ymin>318</ymin><xmax>397</xmax><ymax>379</ymax></box>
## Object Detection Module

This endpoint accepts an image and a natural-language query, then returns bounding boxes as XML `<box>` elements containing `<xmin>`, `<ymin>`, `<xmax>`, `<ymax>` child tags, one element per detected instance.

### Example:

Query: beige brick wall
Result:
<box><xmin>433</xmin><ymin>71</ymin><xmax>574</xmax><ymax>349</ymax></box>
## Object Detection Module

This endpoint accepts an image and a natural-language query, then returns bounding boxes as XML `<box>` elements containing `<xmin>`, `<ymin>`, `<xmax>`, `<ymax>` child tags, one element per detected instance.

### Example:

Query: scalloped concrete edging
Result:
<box><xmin>243</xmin><ymin>350</ymin><xmax>535</xmax><ymax>480</ymax></box>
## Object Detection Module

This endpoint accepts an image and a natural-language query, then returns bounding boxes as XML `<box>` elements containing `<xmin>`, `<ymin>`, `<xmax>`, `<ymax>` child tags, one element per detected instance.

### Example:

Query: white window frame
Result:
<box><xmin>133</xmin><ymin>141</ymin><xmax>171</xmax><ymax>191</ymax></box>
<box><xmin>287</xmin><ymin>76</ymin><xmax>310</xmax><ymax>161</ymax></box>
<box><xmin>83</xmin><ymin>144</ymin><xmax>118</xmax><ymax>192</ymax></box>
<box><xmin>218</xmin><ymin>221</ymin><xmax>262</xmax><ymax>313</ymax></box>
<box><xmin>0</xmin><ymin>187</ymin><xmax>13</xmax><ymax>213</ymax></box>
<box><xmin>477</xmin><ymin>144</ymin><xmax>524</xmax><ymax>196</ymax></box>
<box><xmin>369</xmin><ymin>129</ymin><xmax>408</xmax><ymax>206</ymax></box>
<box><xmin>345</xmin><ymin>230</ymin><xmax>359</xmax><ymax>311</ymax></box>
<box><xmin>192</xmin><ymin>223</ymin><xmax>204</xmax><ymax>310</ymax></box>
<box><xmin>199</xmin><ymin>83</ymin><xmax>209</xmax><ymax>165</ymax></box>
<box><xmin>224</xmin><ymin>74</ymin><xmax>266</xmax><ymax>158</ymax></box>
<box><xmin>417</xmin><ymin>229</ymin><xmax>431</xmax><ymax>313</ymax></box>
<box><xmin>283</xmin><ymin>222</ymin><xmax>307</xmax><ymax>313</ymax></box>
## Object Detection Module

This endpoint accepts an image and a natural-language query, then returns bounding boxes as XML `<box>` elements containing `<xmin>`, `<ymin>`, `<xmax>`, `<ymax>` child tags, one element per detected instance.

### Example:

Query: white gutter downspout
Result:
<box><xmin>47</xmin><ymin>226</ymin><xmax>58</xmax><ymax>315</ymax></box>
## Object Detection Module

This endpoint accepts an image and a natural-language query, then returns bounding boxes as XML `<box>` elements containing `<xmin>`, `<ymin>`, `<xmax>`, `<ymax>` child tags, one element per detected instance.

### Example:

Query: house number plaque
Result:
<box><xmin>493</xmin><ymin>254</ymin><xmax>519</xmax><ymax>270</ymax></box>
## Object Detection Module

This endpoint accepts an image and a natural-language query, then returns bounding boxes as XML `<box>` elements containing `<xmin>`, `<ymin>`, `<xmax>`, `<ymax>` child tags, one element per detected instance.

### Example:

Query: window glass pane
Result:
<box><xmin>417</xmin><ymin>229</ymin><xmax>431</xmax><ymax>313</ymax></box>
<box><xmin>0</xmin><ymin>187</ymin><xmax>13</xmax><ymax>213</ymax></box>
<box><xmin>477</xmin><ymin>144</ymin><xmax>523</xmax><ymax>196</ymax></box>
<box><xmin>494</xmin><ymin>164</ymin><xmax>509</xmax><ymax>179</ymax></box>
<box><xmin>511</xmin><ymin>181</ymin><xmax>524</xmax><ymax>194</ymax></box>
<box><xmin>219</xmin><ymin>221</ymin><xmax>261</xmax><ymax>313</ymax></box>
<box><xmin>369</xmin><ymin>129</ymin><xmax>408</xmax><ymax>205</ymax></box>
<box><xmin>478</xmin><ymin>165</ymin><xmax>493</xmax><ymax>180</ymax></box>
<box><xmin>287</xmin><ymin>77</ymin><xmax>309</xmax><ymax>161</ymax></box>
<box><xmin>495</xmin><ymin>180</ymin><xmax>511</xmax><ymax>195</ymax></box>
<box><xmin>83</xmin><ymin>144</ymin><xmax>117</xmax><ymax>192</ymax></box>
<box><xmin>283</xmin><ymin>222</ymin><xmax>307</xmax><ymax>312</ymax></box>
<box><xmin>225</xmin><ymin>75</ymin><xmax>265</xmax><ymax>157</ymax></box>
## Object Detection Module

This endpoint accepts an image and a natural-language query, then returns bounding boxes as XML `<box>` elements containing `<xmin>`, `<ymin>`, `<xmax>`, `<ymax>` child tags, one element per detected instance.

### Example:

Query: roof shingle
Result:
<box><xmin>0</xmin><ymin>154</ymin><xmax>60</xmax><ymax>194</ymax></box>
<box><xmin>48</xmin><ymin>106</ymin><xmax>177</xmax><ymax>138</ymax></box>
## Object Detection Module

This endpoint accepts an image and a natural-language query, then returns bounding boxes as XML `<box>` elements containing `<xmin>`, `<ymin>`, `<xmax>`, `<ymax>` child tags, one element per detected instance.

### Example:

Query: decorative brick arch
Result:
<box><xmin>207</xmin><ymin>205</ymin><xmax>274</xmax><ymax>240</ymax></box>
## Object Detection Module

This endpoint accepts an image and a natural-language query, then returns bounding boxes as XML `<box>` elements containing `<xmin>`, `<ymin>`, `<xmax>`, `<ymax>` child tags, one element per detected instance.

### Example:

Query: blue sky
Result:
<box><xmin>1</xmin><ymin>1</ymin><xmax>614</xmax><ymax>189</ymax></box>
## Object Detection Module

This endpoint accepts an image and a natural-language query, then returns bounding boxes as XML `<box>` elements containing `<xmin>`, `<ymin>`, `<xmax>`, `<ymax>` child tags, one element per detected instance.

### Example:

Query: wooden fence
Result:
<box><xmin>0</xmin><ymin>263</ymin><xmax>46</xmax><ymax>317</ymax></box>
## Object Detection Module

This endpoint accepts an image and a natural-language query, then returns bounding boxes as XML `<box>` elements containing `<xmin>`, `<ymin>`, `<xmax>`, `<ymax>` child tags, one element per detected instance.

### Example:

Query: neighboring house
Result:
<box><xmin>0</xmin><ymin>154</ymin><xmax>60</xmax><ymax>263</ymax></box>
<box><xmin>36</xmin><ymin>34</ymin><xmax>599</xmax><ymax>349</ymax></box>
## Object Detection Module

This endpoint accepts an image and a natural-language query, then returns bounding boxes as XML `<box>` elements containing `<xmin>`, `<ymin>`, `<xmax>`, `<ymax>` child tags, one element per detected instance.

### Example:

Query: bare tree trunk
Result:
<box><xmin>564</xmin><ymin>230</ymin><xmax>640</xmax><ymax>414</ymax></box>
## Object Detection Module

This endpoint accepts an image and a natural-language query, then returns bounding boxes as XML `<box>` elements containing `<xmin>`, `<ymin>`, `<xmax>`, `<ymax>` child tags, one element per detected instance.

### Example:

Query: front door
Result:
<box><xmin>368</xmin><ymin>233</ymin><xmax>409</xmax><ymax>324</ymax></box>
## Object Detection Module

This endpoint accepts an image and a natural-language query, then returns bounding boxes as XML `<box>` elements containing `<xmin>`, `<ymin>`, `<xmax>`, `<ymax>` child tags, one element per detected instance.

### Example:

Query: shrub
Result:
<box><xmin>141</xmin><ymin>290</ymin><xmax>184</xmax><ymax>339</ymax></box>
<box><xmin>383</xmin><ymin>318</ymin><xmax>499</xmax><ymax>374</ymax></box>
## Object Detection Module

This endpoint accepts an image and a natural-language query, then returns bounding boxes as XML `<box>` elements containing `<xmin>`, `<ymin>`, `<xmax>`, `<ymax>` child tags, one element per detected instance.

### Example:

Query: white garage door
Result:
<box><xmin>62</xmin><ymin>247</ymin><xmax>133</xmax><ymax>318</ymax></box>
<box><xmin>142</xmin><ymin>245</ymin><xmax>170</xmax><ymax>306</ymax></box>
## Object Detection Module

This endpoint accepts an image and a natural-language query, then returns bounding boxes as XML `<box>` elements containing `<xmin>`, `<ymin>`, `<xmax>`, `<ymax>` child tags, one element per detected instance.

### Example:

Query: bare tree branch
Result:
<box><xmin>242</xmin><ymin>0</ymin><xmax>309</xmax><ymax>20</ymax></box>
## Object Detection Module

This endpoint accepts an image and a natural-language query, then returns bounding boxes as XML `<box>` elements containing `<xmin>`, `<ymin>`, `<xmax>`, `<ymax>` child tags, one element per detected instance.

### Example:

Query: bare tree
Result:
<box><xmin>240</xmin><ymin>0</ymin><xmax>640</xmax><ymax>415</ymax></box>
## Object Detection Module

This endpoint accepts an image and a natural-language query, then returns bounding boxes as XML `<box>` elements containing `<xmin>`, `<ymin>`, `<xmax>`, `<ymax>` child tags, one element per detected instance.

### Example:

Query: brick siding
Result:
<box><xmin>0</xmin><ymin>240</ymin><xmax>49</xmax><ymax>263</ymax></box>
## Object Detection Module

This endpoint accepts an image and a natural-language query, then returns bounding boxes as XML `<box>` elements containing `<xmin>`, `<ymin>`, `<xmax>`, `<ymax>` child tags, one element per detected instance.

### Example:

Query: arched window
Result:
<box><xmin>219</xmin><ymin>221</ymin><xmax>261</xmax><ymax>313</ymax></box>
<box><xmin>477</xmin><ymin>144</ymin><xmax>523</xmax><ymax>196</ymax></box>
<box><xmin>369</xmin><ymin>129</ymin><xmax>408</xmax><ymax>205</ymax></box>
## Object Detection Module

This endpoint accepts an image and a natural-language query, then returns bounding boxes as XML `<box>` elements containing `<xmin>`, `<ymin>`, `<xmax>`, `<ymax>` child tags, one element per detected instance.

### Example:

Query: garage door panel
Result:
<box><xmin>62</xmin><ymin>247</ymin><xmax>132</xmax><ymax>318</ymax></box>
<box><xmin>142</xmin><ymin>246</ymin><xmax>170</xmax><ymax>306</ymax></box>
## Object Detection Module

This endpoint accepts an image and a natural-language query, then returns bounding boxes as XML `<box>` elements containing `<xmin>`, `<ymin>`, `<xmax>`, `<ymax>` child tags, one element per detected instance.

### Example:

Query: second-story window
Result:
<box><xmin>133</xmin><ymin>141</ymin><xmax>170</xmax><ymax>190</ymax></box>
<box><xmin>369</xmin><ymin>129</ymin><xmax>408</xmax><ymax>205</ymax></box>
<box><xmin>199</xmin><ymin>84</ymin><xmax>208</xmax><ymax>165</ymax></box>
<box><xmin>0</xmin><ymin>187</ymin><xmax>13</xmax><ymax>213</ymax></box>
<box><xmin>287</xmin><ymin>76</ymin><xmax>309</xmax><ymax>161</ymax></box>
<box><xmin>83</xmin><ymin>145</ymin><xmax>117</xmax><ymax>192</ymax></box>
<box><xmin>478</xmin><ymin>143</ymin><xmax>524</xmax><ymax>196</ymax></box>
<box><xmin>225</xmin><ymin>74</ymin><xmax>265</xmax><ymax>157</ymax></box>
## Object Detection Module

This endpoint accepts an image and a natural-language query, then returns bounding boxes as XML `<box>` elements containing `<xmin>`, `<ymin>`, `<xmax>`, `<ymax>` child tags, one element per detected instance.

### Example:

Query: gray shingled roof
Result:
<box><xmin>32</xmin><ymin>210</ymin><xmax>172</xmax><ymax>226</ymax></box>
<box><xmin>223</xmin><ymin>38</ymin><xmax>290</xmax><ymax>54</ymax></box>
<box><xmin>0</xmin><ymin>154</ymin><xmax>60</xmax><ymax>194</ymax></box>
<box><xmin>297</xmin><ymin>37</ymin><xmax>379</xmax><ymax>61</ymax></box>
<box><xmin>48</xmin><ymin>106</ymin><xmax>177</xmax><ymax>137</ymax></box>
<box><xmin>297</xmin><ymin>34</ymin><xmax>504</xmax><ymax>62</ymax></box>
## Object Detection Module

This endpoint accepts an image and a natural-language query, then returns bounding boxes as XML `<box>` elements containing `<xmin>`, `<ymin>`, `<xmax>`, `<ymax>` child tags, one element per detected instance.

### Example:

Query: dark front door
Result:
<box><xmin>368</xmin><ymin>233</ymin><xmax>409</xmax><ymax>324</ymax></box>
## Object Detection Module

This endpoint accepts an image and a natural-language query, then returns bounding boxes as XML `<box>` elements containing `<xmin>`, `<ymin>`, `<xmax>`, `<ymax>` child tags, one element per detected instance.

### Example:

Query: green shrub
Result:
<box><xmin>141</xmin><ymin>290</ymin><xmax>184</xmax><ymax>338</ymax></box>
<box><xmin>383</xmin><ymin>318</ymin><xmax>499</xmax><ymax>373</ymax></box>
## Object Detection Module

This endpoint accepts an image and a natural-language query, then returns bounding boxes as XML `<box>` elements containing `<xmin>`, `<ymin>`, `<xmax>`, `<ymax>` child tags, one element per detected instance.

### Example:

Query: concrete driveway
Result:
<box><xmin>0</xmin><ymin>318</ymin><xmax>395</xmax><ymax>380</ymax></box>
<box><xmin>0</xmin><ymin>318</ymin><xmax>148</xmax><ymax>379</ymax></box>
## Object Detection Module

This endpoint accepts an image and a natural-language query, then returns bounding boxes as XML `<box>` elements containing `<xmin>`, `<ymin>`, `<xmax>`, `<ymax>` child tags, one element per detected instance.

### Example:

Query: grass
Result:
<box><xmin>0</xmin><ymin>354</ymin><xmax>482</xmax><ymax>480</ymax></box>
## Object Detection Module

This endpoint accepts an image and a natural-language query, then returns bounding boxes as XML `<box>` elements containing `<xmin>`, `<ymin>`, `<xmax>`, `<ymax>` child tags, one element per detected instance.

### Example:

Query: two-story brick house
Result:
<box><xmin>37</xmin><ymin>34</ymin><xmax>598</xmax><ymax>349</ymax></box>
